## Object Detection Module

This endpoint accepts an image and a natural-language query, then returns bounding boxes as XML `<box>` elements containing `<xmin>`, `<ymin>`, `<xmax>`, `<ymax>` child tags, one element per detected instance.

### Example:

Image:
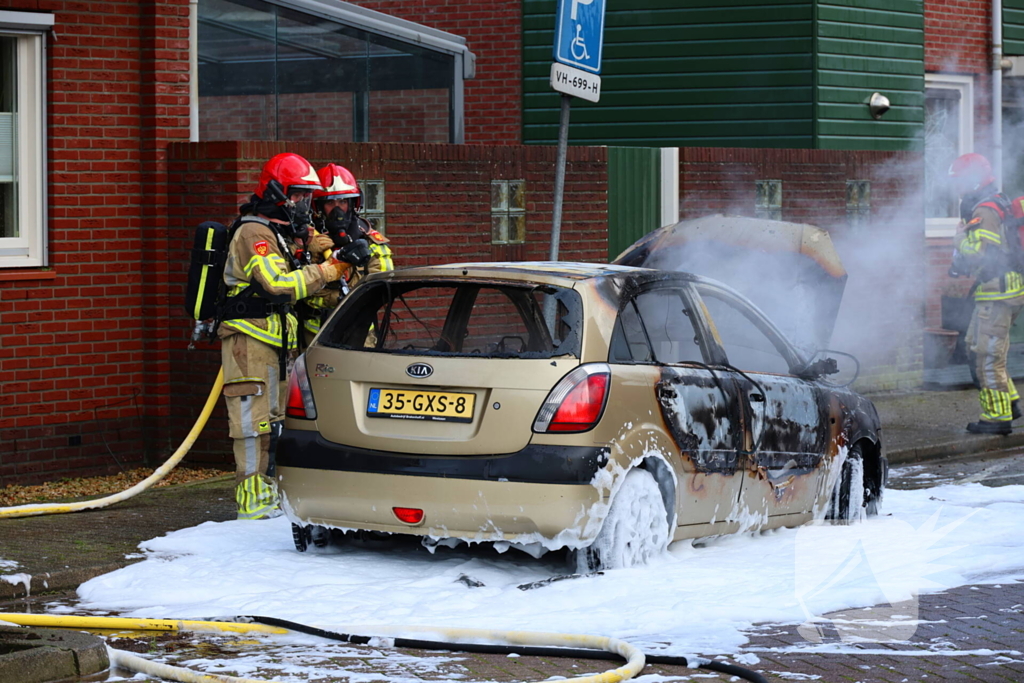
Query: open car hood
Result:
<box><xmin>613</xmin><ymin>214</ymin><xmax>848</xmax><ymax>352</ymax></box>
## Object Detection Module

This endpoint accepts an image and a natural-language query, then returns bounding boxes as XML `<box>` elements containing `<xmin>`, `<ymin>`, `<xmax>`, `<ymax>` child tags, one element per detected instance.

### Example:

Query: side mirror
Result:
<box><xmin>800</xmin><ymin>356</ymin><xmax>840</xmax><ymax>378</ymax></box>
<box><xmin>799</xmin><ymin>349</ymin><xmax>860</xmax><ymax>386</ymax></box>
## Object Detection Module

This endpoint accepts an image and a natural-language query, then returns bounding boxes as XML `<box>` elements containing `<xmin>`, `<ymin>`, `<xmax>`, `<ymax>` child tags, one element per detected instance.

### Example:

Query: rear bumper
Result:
<box><xmin>276</xmin><ymin>430</ymin><xmax>611</xmax><ymax>545</ymax></box>
<box><xmin>278</xmin><ymin>467</ymin><xmax>607</xmax><ymax>544</ymax></box>
<box><xmin>277</xmin><ymin>428</ymin><xmax>609</xmax><ymax>484</ymax></box>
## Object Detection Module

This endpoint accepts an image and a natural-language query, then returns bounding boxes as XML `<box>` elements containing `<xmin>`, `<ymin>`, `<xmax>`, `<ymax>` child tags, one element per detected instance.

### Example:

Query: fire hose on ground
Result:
<box><xmin>0</xmin><ymin>613</ymin><xmax>768</xmax><ymax>683</ymax></box>
<box><xmin>0</xmin><ymin>368</ymin><xmax>225</xmax><ymax>520</ymax></box>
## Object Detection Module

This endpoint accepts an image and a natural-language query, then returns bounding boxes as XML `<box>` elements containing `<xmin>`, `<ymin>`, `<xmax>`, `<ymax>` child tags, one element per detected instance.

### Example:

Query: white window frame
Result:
<box><xmin>925</xmin><ymin>73</ymin><xmax>974</xmax><ymax>238</ymax></box>
<box><xmin>0</xmin><ymin>10</ymin><xmax>50</xmax><ymax>269</ymax></box>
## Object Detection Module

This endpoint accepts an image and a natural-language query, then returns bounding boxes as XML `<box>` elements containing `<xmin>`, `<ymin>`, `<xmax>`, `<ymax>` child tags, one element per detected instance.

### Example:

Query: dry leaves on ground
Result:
<box><xmin>0</xmin><ymin>467</ymin><xmax>230</xmax><ymax>507</ymax></box>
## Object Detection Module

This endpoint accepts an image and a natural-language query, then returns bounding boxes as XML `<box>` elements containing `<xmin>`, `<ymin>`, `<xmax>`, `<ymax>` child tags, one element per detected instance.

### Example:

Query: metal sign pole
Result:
<box><xmin>548</xmin><ymin>94</ymin><xmax>572</xmax><ymax>262</ymax></box>
<box><xmin>549</xmin><ymin>0</ymin><xmax>604</xmax><ymax>262</ymax></box>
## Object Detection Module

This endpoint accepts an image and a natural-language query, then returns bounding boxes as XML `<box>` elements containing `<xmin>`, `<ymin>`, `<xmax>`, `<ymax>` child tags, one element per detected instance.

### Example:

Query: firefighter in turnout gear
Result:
<box><xmin>949</xmin><ymin>153</ymin><xmax>1024</xmax><ymax>435</ymax></box>
<box><xmin>220</xmin><ymin>153</ymin><xmax>348</xmax><ymax>519</ymax></box>
<box><xmin>301</xmin><ymin>163</ymin><xmax>393</xmax><ymax>345</ymax></box>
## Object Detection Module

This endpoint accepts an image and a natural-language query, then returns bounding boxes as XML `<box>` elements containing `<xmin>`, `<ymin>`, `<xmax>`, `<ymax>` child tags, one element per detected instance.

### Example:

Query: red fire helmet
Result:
<box><xmin>948</xmin><ymin>153</ymin><xmax>995</xmax><ymax>194</ymax></box>
<box><xmin>254</xmin><ymin>153</ymin><xmax>322</xmax><ymax>200</ymax></box>
<box><xmin>313</xmin><ymin>163</ymin><xmax>362</xmax><ymax>210</ymax></box>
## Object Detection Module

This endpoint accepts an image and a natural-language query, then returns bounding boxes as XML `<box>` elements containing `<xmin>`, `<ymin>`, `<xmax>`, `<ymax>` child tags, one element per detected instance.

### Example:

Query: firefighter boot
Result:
<box><xmin>966</xmin><ymin>420</ymin><xmax>1013</xmax><ymax>435</ymax></box>
<box><xmin>236</xmin><ymin>473</ymin><xmax>282</xmax><ymax>520</ymax></box>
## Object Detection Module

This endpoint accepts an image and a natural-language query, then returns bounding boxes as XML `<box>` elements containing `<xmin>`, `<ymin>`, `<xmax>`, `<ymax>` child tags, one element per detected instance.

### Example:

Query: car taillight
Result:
<box><xmin>533</xmin><ymin>363</ymin><xmax>611</xmax><ymax>433</ymax></box>
<box><xmin>286</xmin><ymin>354</ymin><xmax>317</xmax><ymax>419</ymax></box>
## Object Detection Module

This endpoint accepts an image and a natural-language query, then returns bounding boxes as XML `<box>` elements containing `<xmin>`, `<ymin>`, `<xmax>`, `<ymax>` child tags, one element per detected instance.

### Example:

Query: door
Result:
<box><xmin>692</xmin><ymin>283</ymin><xmax>827</xmax><ymax>521</ymax></box>
<box><xmin>611</xmin><ymin>283</ymin><xmax>746</xmax><ymax>526</ymax></box>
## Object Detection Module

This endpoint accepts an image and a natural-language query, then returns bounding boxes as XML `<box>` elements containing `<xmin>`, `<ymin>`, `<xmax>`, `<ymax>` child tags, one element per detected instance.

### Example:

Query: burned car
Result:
<box><xmin>278</xmin><ymin>263</ymin><xmax>885</xmax><ymax>570</ymax></box>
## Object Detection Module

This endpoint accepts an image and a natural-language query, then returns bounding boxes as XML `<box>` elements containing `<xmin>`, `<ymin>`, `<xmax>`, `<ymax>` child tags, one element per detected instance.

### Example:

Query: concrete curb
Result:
<box><xmin>0</xmin><ymin>626</ymin><xmax>109</xmax><ymax>683</ymax></box>
<box><xmin>886</xmin><ymin>433</ymin><xmax>1024</xmax><ymax>464</ymax></box>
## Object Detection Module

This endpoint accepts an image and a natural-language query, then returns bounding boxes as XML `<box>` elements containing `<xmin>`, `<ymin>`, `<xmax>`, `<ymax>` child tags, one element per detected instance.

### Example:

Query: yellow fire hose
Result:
<box><xmin>0</xmin><ymin>369</ymin><xmax>224</xmax><ymax>519</ymax></box>
<box><xmin>0</xmin><ymin>613</ymin><xmax>646</xmax><ymax>683</ymax></box>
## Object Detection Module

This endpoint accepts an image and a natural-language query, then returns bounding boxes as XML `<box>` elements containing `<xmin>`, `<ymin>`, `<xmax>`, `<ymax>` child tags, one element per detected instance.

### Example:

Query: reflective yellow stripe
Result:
<box><xmin>225</xmin><ymin>377</ymin><xmax>263</xmax><ymax>384</ymax></box>
<box><xmin>193</xmin><ymin>229</ymin><xmax>215</xmax><ymax>319</ymax></box>
<box><xmin>370</xmin><ymin>243</ymin><xmax>394</xmax><ymax>272</ymax></box>
<box><xmin>235</xmin><ymin>475</ymin><xmax>278</xmax><ymax>519</ymax></box>
<box><xmin>974</xmin><ymin>229</ymin><xmax>1002</xmax><ymax>244</ymax></box>
<box><xmin>222</xmin><ymin>313</ymin><xmax>299</xmax><ymax>349</ymax></box>
<box><xmin>981</xmin><ymin>388</ymin><xmax>1013</xmax><ymax>421</ymax></box>
<box><xmin>244</xmin><ymin>254</ymin><xmax>309</xmax><ymax>300</ymax></box>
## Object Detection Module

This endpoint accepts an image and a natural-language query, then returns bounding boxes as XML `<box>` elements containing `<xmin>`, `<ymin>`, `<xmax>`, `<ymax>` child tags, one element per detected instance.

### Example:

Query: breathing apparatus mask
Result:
<box><xmin>255</xmin><ymin>180</ymin><xmax>314</xmax><ymax>240</ymax></box>
<box><xmin>323</xmin><ymin>205</ymin><xmax>371</xmax><ymax>267</ymax></box>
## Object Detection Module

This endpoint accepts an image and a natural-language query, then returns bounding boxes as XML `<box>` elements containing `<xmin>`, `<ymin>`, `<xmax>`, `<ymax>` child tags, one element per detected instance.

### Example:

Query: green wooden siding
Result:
<box><xmin>523</xmin><ymin>0</ymin><xmax>815</xmax><ymax>147</ymax></box>
<box><xmin>607</xmin><ymin>147</ymin><xmax>662</xmax><ymax>261</ymax></box>
<box><xmin>523</xmin><ymin>0</ymin><xmax>924</xmax><ymax>151</ymax></box>
<box><xmin>815</xmin><ymin>0</ymin><xmax>924</xmax><ymax>150</ymax></box>
<box><xmin>1006</xmin><ymin>0</ymin><xmax>1024</xmax><ymax>56</ymax></box>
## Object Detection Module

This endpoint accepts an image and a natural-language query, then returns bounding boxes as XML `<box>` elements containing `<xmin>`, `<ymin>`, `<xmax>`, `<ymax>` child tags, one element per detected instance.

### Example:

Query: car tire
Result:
<box><xmin>577</xmin><ymin>468</ymin><xmax>670</xmax><ymax>572</ymax></box>
<box><xmin>310</xmin><ymin>525</ymin><xmax>330</xmax><ymax>548</ymax></box>
<box><xmin>827</xmin><ymin>444</ymin><xmax>876</xmax><ymax>522</ymax></box>
<box><xmin>292</xmin><ymin>523</ymin><xmax>310</xmax><ymax>552</ymax></box>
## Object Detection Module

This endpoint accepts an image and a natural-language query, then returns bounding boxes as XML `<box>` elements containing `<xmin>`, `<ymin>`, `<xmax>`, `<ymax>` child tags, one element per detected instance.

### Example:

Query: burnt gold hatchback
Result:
<box><xmin>278</xmin><ymin>263</ymin><xmax>885</xmax><ymax>571</ymax></box>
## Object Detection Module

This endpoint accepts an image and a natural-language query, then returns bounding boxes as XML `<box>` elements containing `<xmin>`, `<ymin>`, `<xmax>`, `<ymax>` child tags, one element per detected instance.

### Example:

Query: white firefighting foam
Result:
<box><xmin>75</xmin><ymin>482</ymin><xmax>1024</xmax><ymax>659</ymax></box>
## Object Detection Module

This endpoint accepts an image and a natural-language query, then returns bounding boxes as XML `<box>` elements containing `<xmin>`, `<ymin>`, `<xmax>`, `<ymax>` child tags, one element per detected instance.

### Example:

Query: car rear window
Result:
<box><xmin>318</xmin><ymin>280</ymin><xmax>583</xmax><ymax>359</ymax></box>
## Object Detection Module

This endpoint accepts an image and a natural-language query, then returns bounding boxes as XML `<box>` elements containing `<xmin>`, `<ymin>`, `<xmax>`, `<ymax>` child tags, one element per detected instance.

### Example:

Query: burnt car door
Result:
<box><xmin>690</xmin><ymin>282</ymin><xmax>828</xmax><ymax>521</ymax></box>
<box><xmin>610</xmin><ymin>282</ymin><xmax>746</xmax><ymax>527</ymax></box>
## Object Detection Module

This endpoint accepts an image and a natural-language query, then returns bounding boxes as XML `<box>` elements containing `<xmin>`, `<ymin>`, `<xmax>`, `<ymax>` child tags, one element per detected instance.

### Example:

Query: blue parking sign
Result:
<box><xmin>553</xmin><ymin>0</ymin><xmax>606</xmax><ymax>74</ymax></box>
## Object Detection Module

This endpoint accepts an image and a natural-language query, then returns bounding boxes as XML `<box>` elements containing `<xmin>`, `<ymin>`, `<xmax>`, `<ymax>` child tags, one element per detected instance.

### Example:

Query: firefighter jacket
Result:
<box><xmin>220</xmin><ymin>215</ymin><xmax>329</xmax><ymax>348</ymax></box>
<box><xmin>955</xmin><ymin>192</ymin><xmax>1024</xmax><ymax>302</ymax></box>
<box><xmin>348</xmin><ymin>227</ymin><xmax>394</xmax><ymax>290</ymax></box>
<box><xmin>303</xmin><ymin>222</ymin><xmax>393</xmax><ymax>336</ymax></box>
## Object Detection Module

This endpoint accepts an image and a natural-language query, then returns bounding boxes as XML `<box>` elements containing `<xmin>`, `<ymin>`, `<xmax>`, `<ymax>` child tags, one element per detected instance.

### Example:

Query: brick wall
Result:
<box><xmin>347</xmin><ymin>0</ymin><xmax>521</xmax><ymax>145</ymax></box>
<box><xmin>158</xmin><ymin>140</ymin><xmax>607</xmax><ymax>469</ymax></box>
<box><xmin>0</xmin><ymin>0</ymin><xmax>192</xmax><ymax>486</ymax></box>
<box><xmin>369</xmin><ymin>89</ymin><xmax>450</xmax><ymax>143</ymax></box>
<box><xmin>925</xmin><ymin>0</ymin><xmax>993</xmax><ymax>149</ymax></box>
<box><xmin>679</xmin><ymin>148</ymin><xmax>927</xmax><ymax>391</ymax></box>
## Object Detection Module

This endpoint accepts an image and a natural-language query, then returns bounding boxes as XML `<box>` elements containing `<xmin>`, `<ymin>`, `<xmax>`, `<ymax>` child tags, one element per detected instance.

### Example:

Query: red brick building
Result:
<box><xmin>0</xmin><ymin>0</ymin><xmax>1005</xmax><ymax>484</ymax></box>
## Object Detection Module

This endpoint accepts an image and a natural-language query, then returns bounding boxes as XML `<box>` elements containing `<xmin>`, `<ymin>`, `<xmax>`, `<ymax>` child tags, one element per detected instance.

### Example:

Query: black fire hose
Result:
<box><xmin>246</xmin><ymin>615</ymin><xmax>769</xmax><ymax>683</ymax></box>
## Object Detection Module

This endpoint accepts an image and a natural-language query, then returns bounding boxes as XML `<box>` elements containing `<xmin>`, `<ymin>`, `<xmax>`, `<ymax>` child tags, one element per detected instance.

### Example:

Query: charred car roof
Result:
<box><xmin>358</xmin><ymin>261</ymin><xmax>716</xmax><ymax>288</ymax></box>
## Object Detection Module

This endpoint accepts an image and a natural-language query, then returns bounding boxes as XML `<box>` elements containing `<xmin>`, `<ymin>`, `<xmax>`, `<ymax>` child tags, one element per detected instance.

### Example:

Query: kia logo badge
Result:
<box><xmin>406</xmin><ymin>363</ymin><xmax>433</xmax><ymax>378</ymax></box>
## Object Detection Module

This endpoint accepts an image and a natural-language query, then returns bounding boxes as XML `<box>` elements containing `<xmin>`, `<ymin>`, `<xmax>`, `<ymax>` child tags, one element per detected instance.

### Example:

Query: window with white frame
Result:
<box><xmin>0</xmin><ymin>11</ymin><xmax>49</xmax><ymax>269</ymax></box>
<box><xmin>925</xmin><ymin>73</ymin><xmax>974</xmax><ymax>237</ymax></box>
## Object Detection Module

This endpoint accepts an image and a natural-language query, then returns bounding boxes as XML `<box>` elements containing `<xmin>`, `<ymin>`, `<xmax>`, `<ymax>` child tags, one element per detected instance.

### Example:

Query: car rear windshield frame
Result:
<box><xmin>317</xmin><ymin>278</ymin><xmax>583</xmax><ymax>359</ymax></box>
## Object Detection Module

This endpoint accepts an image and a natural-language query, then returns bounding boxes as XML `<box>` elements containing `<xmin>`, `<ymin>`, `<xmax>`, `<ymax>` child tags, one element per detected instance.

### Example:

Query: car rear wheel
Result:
<box><xmin>576</xmin><ymin>468</ymin><xmax>670</xmax><ymax>572</ymax></box>
<box><xmin>310</xmin><ymin>525</ymin><xmax>330</xmax><ymax>548</ymax></box>
<box><xmin>292</xmin><ymin>523</ymin><xmax>310</xmax><ymax>552</ymax></box>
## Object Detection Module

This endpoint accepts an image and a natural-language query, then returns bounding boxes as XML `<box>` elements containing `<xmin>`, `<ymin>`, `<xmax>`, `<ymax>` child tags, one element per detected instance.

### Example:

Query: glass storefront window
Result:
<box><xmin>198</xmin><ymin>0</ymin><xmax>455</xmax><ymax>143</ymax></box>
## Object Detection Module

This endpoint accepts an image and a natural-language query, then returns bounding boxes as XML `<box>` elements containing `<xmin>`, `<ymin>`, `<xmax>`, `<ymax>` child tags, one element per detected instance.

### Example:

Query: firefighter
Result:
<box><xmin>220</xmin><ymin>152</ymin><xmax>348</xmax><ymax>519</ymax></box>
<box><xmin>949</xmin><ymin>152</ymin><xmax>1024</xmax><ymax>434</ymax></box>
<box><xmin>301</xmin><ymin>163</ymin><xmax>393</xmax><ymax>344</ymax></box>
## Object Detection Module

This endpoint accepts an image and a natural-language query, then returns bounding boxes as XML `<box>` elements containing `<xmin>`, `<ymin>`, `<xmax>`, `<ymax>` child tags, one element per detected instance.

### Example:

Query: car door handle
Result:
<box><xmin>749</xmin><ymin>392</ymin><xmax>765</xmax><ymax>403</ymax></box>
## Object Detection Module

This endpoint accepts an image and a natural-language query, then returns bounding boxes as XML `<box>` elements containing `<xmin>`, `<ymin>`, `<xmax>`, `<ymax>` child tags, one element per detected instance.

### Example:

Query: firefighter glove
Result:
<box><xmin>319</xmin><ymin>259</ymin><xmax>349</xmax><ymax>283</ymax></box>
<box><xmin>337</xmin><ymin>239</ymin><xmax>372</xmax><ymax>267</ymax></box>
<box><xmin>308</xmin><ymin>233</ymin><xmax>334</xmax><ymax>263</ymax></box>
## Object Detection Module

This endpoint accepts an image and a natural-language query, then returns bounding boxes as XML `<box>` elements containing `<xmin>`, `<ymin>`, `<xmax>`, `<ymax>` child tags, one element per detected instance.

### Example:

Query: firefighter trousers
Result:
<box><xmin>967</xmin><ymin>299</ymin><xmax>1024</xmax><ymax>422</ymax></box>
<box><xmin>221</xmin><ymin>331</ymin><xmax>291</xmax><ymax>519</ymax></box>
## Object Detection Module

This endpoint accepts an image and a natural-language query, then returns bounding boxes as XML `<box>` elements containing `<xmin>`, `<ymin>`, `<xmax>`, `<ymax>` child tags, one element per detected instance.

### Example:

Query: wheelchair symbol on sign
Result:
<box><xmin>571</xmin><ymin>24</ymin><xmax>590</xmax><ymax>61</ymax></box>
